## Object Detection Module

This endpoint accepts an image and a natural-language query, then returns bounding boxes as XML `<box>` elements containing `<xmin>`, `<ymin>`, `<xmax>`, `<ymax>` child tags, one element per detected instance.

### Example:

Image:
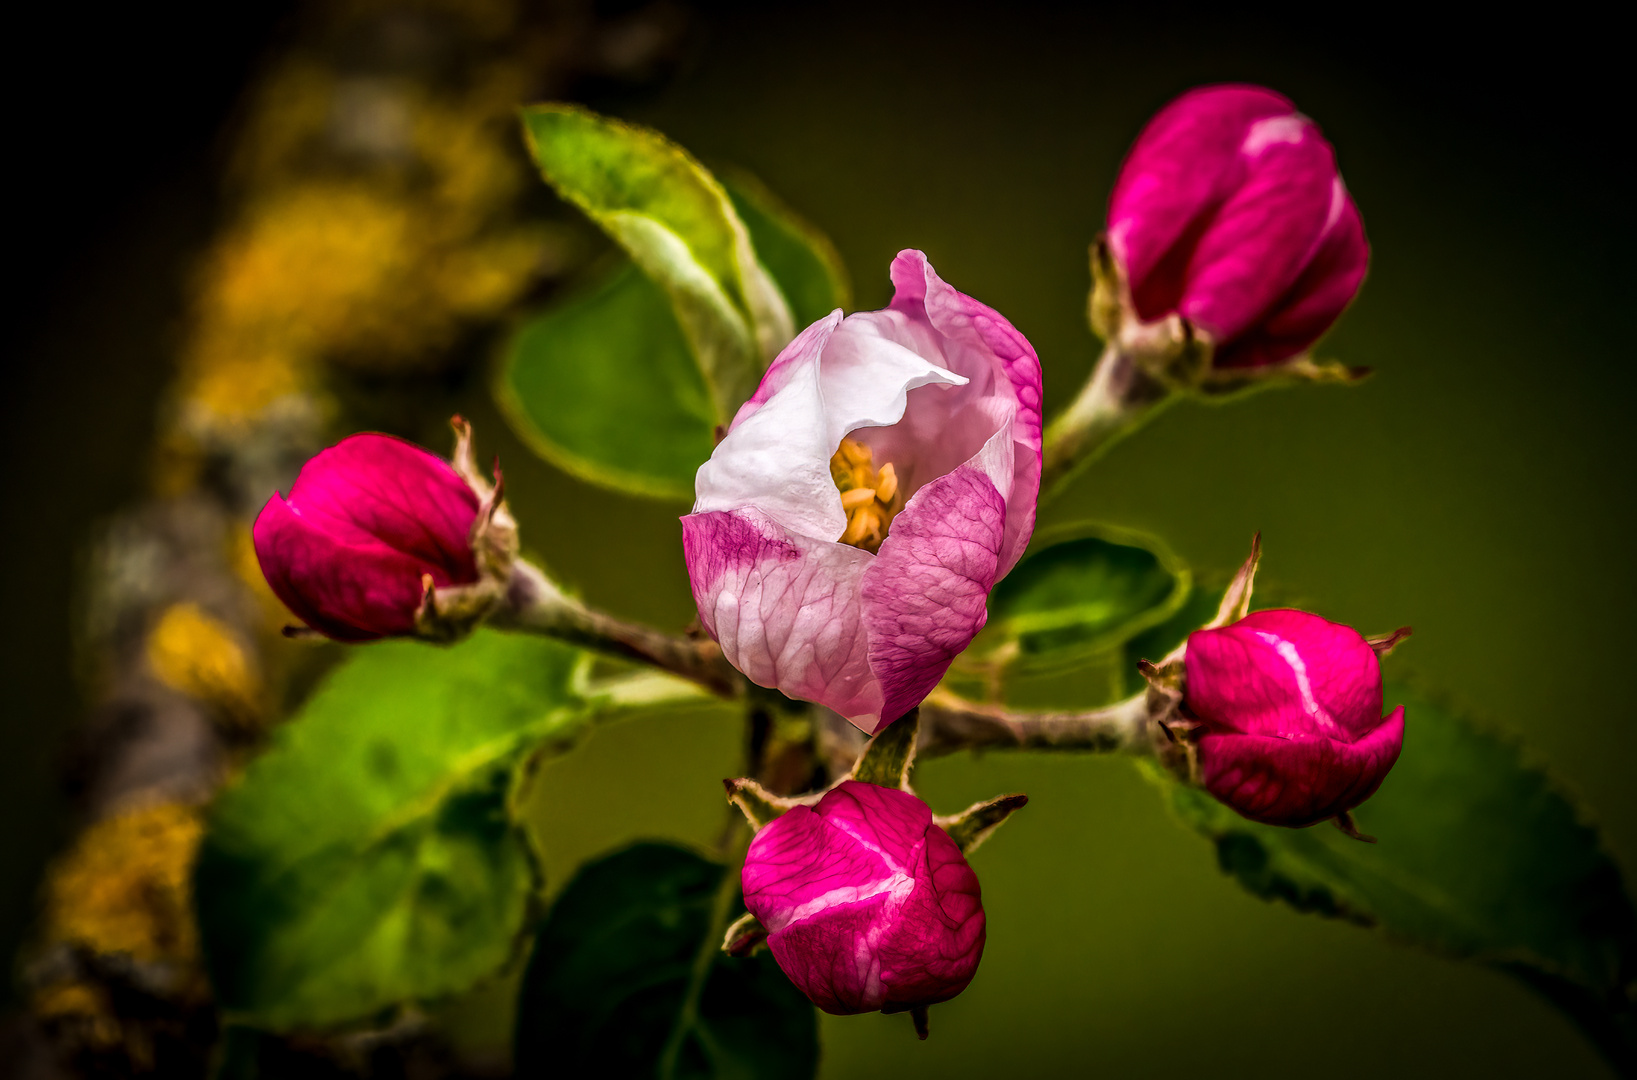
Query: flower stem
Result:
<box><xmin>489</xmin><ymin>560</ymin><xmax>743</xmax><ymax>698</ymax></box>
<box><xmin>918</xmin><ymin>689</ymin><xmax>1153</xmax><ymax>758</ymax></box>
<box><xmin>1039</xmin><ymin>343</ymin><xmax>1173</xmax><ymax>499</ymax></box>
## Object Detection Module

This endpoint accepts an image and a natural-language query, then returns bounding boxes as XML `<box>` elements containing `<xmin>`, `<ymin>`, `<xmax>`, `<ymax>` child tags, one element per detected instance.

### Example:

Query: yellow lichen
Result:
<box><xmin>830</xmin><ymin>438</ymin><xmax>902</xmax><ymax>552</ymax></box>
<box><xmin>146</xmin><ymin>603</ymin><xmax>261</xmax><ymax>724</ymax></box>
<box><xmin>43</xmin><ymin>802</ymin><xmax>205</xmax><ymax>965</ymax></box>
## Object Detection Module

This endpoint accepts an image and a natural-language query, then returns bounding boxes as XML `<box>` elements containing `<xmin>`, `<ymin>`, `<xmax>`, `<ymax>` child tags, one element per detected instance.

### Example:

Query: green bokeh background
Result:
<box><xmin>5</xmin><ymin>2</ymin><xmax>1631</xmax><ymax>1075</ymax></box>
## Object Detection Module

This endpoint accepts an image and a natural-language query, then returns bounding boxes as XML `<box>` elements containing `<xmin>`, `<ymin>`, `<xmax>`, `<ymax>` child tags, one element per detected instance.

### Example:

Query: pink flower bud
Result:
<box><xmin>741</xmin><ymin>780</ymin><xmax>985</xmax><ymax>1015</ymax></box>
<box><xmin>1108</xmin><ymin>84</ymin><xmax>1369</xmax><ymax>368</ymax></box>
<box><xmin>1184</xmin><ymin>609</ymin><xmax>1405</xmax><ymax>827</ymax></box>
<box><xmin>252</xmin><ymin>433</ymin><xmax>481</xmax><ymax>641</ymax></box>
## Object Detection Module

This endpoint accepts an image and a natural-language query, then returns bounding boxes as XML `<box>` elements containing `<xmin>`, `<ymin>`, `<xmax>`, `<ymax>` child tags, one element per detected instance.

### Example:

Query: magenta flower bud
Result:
<box><xmin>741</xmin><ymin>780</ymin><xmax>985</xmax><ymax>1015</ymax></box>
<box><xmin>252</xmin><ymin>433</ymin><xmax>482</xmax><ymax>641</ymax></box>
<box><xmin>1184</xmin><ymin>609</ymin><xmax>1405</xmax><ymax>827</ymax></box>
<box><xmin>1108</xmin><ymin>84</ymin><xmax>1369</xmax><ymax>369</ymax></box>
<box><xmin>683</xmin><ymin>250</ymin><xmax>1043</xmax><ymax>734</ymax></box>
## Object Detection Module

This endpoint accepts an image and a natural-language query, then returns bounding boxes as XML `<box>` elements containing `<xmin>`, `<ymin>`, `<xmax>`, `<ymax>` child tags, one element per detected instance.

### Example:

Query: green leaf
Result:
<box><xmin>515</xmin><ymin>842</ymin><xmax>817</xmax><ymax>1080</ymax></box>
<box><xmin>720</xmin><ymin>169</ymin><xmax>851</xmax><ymax>328</ymax></box>
<box><xmin>497</xmin><ymin>261</ymin><xmax>717</xmax><ymax>500</ymax></box>
<box><xmin>519</xmin><ymin>104</ymin><xmax>793</xmax><ymax>424</ymax></box>
<box><xmin>1152</xmin><ymin>683</ymin><xmax>1637</xmax><ymax>1072</ymax></box>
<box><xmin>195</xmin><ymin>630</ymin><xmax>593</xmax><ymax>1031</ymax></box>
<box><xmin>965</xmin><ymin>522</ymin><xmax>1190</xmax><ymax>674</ymax></box>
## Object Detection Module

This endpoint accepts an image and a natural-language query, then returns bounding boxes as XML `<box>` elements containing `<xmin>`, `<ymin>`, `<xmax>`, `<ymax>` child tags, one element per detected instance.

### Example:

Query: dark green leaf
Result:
<box><xmin>497</xmin><ymin>261</ymin><xmax>717</xmax><ymax>500</ymax></box>
<box><xmin>720</xmin><ymin>169</ymin><xmax>851</xmax><ymax>328</ymax></box>
<box><xmin>196</xmin><ymin>631</ymin><xmax>592</xmax><ymax>1031</ymax></box>
<box><xmin>966</xmin><ymin>523</ymin><xmax>1189</xmax><ymax>674</ymax></box>
<box><xmin>519</xmin><ymin>105</ymin><xmax>792</xmax><ymax>422</ymax></box>
<box><xmin>515</xmin><ymin>842</ymin><xmax>817</xmax><ymax>1080</ymax></box>
<box><xmin>1153</xmin><ymin>683</ymin><xmax>1637</xmax><ymax>1072</ymax></box>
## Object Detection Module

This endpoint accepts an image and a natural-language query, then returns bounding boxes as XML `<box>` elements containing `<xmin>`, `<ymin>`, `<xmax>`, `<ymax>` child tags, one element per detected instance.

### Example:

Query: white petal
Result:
<box><xmin>693</xmin><ymin>315</ymin><xmax>968</xmax><ymax>542</ymax></box>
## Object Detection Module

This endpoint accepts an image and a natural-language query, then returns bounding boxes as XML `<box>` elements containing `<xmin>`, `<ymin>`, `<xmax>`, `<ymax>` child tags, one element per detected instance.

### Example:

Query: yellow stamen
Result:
<box><xmin>875</xmin><ymin>462</ymin><xmax>898</xmax><ymax>504</ymax></box>
<box><xmin>829</xmin><ymin>438</ymin><xmax>902</xmax><ymax>552</ymax></box>
<box><xmin>840</xmin><ymin>487</ymin><xmax>877</xmax><ymax>511</ymax></box>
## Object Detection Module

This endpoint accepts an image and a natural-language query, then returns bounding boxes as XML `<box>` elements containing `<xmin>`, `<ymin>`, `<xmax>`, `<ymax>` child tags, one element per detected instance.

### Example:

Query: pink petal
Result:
<box><xmin>1177</xmin><ymin>121</ymin><xmax>1339</xmax><ymax>345</ymax></box>
<box><xmin>1186</xmin><ymin>609</ymin><xmax>1385</xmax><ymax>742</ymax></box>
<box><xmin>1198</xmin><ymin>706</ymin><xmax>1405</xmax><ymax>826</ymax></box>
<box><xmin>681</xmin><ymin>508</ymin><xmax>882</xmax><ymax>724</ymax></box>
<box><xmin>863</xmin><ymin>466</ymin><xmax>1006</xmax><ymax>731</ymax></box>
<box><xmin>1216</xmin><ymin>184</ymin><xmax>1369</xmax><ymax>368</ymax></box>
<box><xmin>285</xmin><ymin>434</ymin><xmax>480</xmax><ymax>580</ymax></box>
<box><xmin>1110</xmin><ymin>85</ymin><xmax>1296</xmax><ymax>311</ymax></box>
<box><xmin>252</xmin><ymin>495</ymin><xmax>430</xmax><ymax>641</ymax></box>
<box><xmin>888</xmin><ymin>250</ymin><xmax>1043</xmax><ymax>574</ymax></box>
<box><xmin>728</xmin><ymin>310</ymin><xmax>843</xmax><ymax>427</ymax></box>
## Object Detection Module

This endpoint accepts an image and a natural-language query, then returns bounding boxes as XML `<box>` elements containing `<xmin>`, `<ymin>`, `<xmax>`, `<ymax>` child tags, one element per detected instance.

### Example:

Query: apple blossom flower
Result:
<box><xmin>1184</xmin><ymin>608</ymin><xmax>1405</xmax><ymax>827</ymax></box>
<box><xmin>1108</xmin><ymin>83</ymin><xmax>1369</xmax><ymax>369</ymax></box>
<box><xmin>741</xmin><ymin>780</ymin><xmax>985</xmax><ymax>1015</ymax></box>
<box><xmin>682</xmin><ymin>250</ymin><xmax>1043</xmax><ymax>733</ymax></box>
<box><xmin>253</xmin><ymin>433</ymin><xmax>481</xmax><ymax>641</ymax></box>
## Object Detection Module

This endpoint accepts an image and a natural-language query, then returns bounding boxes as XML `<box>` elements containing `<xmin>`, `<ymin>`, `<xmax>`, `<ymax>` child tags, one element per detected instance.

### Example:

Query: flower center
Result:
<box><xmin>830</xmin><ymin>438</ymin><xmax>900</xmax><ymax>553</ymax></box>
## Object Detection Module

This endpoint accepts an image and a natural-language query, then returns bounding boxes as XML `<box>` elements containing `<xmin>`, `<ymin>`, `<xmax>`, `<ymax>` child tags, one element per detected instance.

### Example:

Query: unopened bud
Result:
<box><xmin>740</xmin><ymin>780</ymin><xmax>985</xmax><ymax>1017</ymax></box>
<box><xmin>1183</xmin><ymin>608</ymin><xmax>1404</xmax><ymax>828</ymax></box>
<box><xmin>252</xmin><ymin>430</ymin><xmax>507</xmax><ymax>642</ymax></box>
<box><xmin>1104</xmin><ymin>84</ymin><xmax>1368</xmax><ymax>380</ymax></box>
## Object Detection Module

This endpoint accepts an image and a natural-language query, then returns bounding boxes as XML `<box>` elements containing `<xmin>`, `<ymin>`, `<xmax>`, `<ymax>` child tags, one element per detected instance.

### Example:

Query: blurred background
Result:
<box><xmin>2</xmin><ymin>1</ymin><xmax>1630</xmax><ymax>1075</ymax></box>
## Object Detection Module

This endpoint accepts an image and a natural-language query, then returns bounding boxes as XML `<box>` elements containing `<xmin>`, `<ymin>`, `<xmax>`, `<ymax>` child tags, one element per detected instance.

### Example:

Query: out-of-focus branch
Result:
<box><xmin>489</xmin><ymin>560</ymin><xmax>743</xmax><ymax>699</ymax></box>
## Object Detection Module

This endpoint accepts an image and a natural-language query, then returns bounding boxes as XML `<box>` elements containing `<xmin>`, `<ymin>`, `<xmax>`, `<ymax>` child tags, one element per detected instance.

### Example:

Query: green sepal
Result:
<box><xmin>936</xmin><ymin>793</ymin><xmax>1030</xmax><ymax>856</ymax></box>
<box><xmin>849</xmin><ymin>708</ymin><xmax>921</xmax><ymax>790</ymax></box>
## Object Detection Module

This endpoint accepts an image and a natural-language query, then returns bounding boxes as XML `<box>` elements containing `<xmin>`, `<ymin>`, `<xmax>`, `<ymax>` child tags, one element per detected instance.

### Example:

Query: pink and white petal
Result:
<box><xmin>742</xmin><ymin>802</ymin><xmax>897</xmax><ymax>934</ymax></box>
<box><xmin>1185</xmin><ymin>609</ymin><xmax>1383</xmax><ymax>741</ymax></box>
<box><xmin>1234</xmin><ymin>609</ymin><xmax>1383</xmax><ymax>739</ymax></box>
<box><xmin>682</xmin><ymin>508</ymin><xmax>883</xmax><ymax>725</ymax></box>
<box><xmin>766</xmin><ymin>898</ymin><xmax>893</xmax><ymax>1014</ymax></box>
<box><xmin>886</xmin><ymin>250</ymin><xmax>1042</xmax><ymax>571</ymax></box>
<box><xmin>694</xmin><ymin>315</ymin><xmax>965</xmax><ymax>544</ymax></box>
<box><xmin>728</xmin><ymin>309</ymin><xmax>842</xmax><ymax>427</ymax></box>
<box><xmin>862</xmin><ymin>466</ymin><xmax>1006</xmax><ymax>731</ymax></box>
<box><xmin>814</xmin><ymin>782</ymin><xmax>934</xmax><ymax>874</ymax></box>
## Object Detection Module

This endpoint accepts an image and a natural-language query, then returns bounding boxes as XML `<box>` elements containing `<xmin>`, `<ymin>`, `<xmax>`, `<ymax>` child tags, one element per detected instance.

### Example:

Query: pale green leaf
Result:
<box><xmin>519</xmin><ymin>104</ymin><xmax>793</xmax><ymax>423</ymax></box>
<box><xmin>496</xmin><ymin>261</ymin><xmax>716</xmax><ymax>500</ymax></box>
<box><xmin>195</xmin><ymin>631</ymin><xmax>593</xmax><ymax>1031</ymax></box>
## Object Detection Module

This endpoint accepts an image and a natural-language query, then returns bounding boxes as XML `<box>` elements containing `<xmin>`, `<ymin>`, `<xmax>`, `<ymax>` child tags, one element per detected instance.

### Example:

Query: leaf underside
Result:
<box><xmin>195</xmin><ymin>631</ymin><xmax>592</xmax><ymax>1031</ymax></box>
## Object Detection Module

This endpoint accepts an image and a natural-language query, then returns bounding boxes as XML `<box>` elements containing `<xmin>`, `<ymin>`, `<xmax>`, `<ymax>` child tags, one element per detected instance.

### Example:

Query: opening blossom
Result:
<box><xmin>1184</xmin><ymin>608</ymin><xmax>1405</xmax><ymax>827</ymax></box>
<box><xmin>253</xmin><ymin>433</ymin><xmax>481</xmax><ymax>641</ymax></box>
<box><xmin>1108</xmin><ymin>83</ymin><xmax>1369</xmax><ymax>369</ymax></box>
<box><xmin>682</xmin><ymin>250</ymin><xmax>1043</xmax><ymax>733</ymax></box>
<box><xmin>741</xmin><ymin>781</ymin><xmax>985</xmax><ymax>1015</ymax></box>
